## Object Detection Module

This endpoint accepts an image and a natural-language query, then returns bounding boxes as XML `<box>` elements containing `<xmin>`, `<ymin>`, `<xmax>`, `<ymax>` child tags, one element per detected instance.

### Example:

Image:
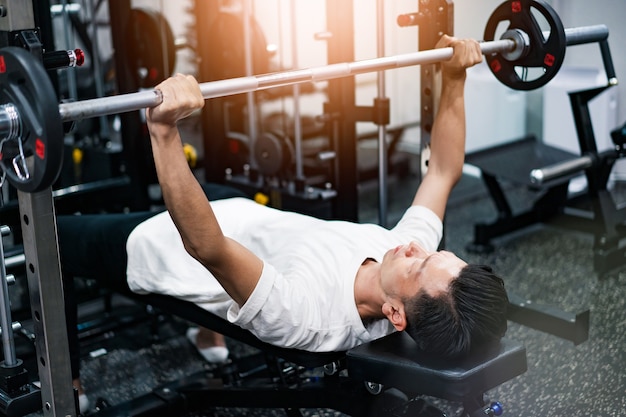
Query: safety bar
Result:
<box><xmin>530</xmin><ymin>155</ymin><xmax>593</xmax><ymax>185</ymax></box>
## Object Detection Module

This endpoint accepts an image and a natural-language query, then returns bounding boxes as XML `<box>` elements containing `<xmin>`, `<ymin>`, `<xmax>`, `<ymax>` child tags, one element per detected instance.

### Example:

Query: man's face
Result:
<box><xmin>380</xmin><ymin>241</ymin><xmax>467</xmax><ymax>301</ymax></box>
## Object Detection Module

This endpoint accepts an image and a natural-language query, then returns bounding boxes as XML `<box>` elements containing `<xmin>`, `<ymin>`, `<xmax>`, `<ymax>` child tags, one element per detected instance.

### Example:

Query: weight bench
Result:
<box><xmin>92</xmin><ymin>290</ymin><xmax>527</xmax><ymax>417</ymax></box>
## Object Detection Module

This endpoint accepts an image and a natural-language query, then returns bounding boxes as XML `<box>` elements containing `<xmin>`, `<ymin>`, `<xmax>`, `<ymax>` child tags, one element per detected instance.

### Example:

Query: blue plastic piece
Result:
<box><xmin>490</xmin><ymin>401</ymin><xmax>504</xmax><ymax>416</ymax></box>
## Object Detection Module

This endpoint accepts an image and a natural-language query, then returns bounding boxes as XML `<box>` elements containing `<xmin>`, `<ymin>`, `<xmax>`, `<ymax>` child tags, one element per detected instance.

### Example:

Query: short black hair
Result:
<box><xmin>403</xmin><ymin>264</ymin><xmax>508</xmax><ymax>358</ymax></box>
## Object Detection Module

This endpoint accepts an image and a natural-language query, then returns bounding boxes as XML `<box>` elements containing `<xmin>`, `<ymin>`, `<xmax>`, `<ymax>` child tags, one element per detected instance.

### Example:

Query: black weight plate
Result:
<box><xmin>484</xmin><ymin>0</ymin><xmax>566</xmax><ymax>90</ymax></box>
<box><xmin>0</xmin><ymin>47</ymin><xmax>63</xmax><ymax>192</ymax></box>
<box><xmin>254</xmin><ymin>132</ymin><xmax>294</xmax><ymax>177</ymax></box>
<box><xmin>126</xmin><ymin>8</ymin><xmax>176</xmax><ymax>89</ymax></box>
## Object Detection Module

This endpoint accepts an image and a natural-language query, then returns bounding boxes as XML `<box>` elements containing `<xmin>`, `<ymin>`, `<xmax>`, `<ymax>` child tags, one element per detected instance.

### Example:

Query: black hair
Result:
<box><xmin>403</xmin><ymin>264</ymin><xmax>508</xmax><ymax>359</ymax></box>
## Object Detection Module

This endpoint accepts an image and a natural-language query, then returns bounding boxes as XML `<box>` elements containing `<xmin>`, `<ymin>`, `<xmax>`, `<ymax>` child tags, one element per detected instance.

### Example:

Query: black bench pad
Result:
<box><xmin>346</xmin><ymin>332</ymin><xmax>527</xmax><ymax>402</ymax></box>
<box><xmin>127</xmin><ymin>291</ymin><xmax>527</xmax><ymax>402</ymax></box>
<box><xmin>465</xmin><ymin>135</ymin><xmax>579</xmax><ymax>187</ymax></box>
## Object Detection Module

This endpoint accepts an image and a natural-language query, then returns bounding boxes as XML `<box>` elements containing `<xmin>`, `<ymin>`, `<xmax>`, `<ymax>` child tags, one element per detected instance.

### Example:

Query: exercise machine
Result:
<box><xmin>0</xmin><ymin>0</ymin><xmax>611</xmax><ymax>415</ymax></box>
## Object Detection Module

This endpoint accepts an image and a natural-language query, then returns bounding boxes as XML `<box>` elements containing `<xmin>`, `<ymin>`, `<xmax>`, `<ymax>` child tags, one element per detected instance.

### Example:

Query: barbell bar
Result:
<box><xmin>61</xmin><ymin>25</ymin><xmax>611</xmax><ymax>122</ymax></box>
<box><xmin>56</xmin><ymin>39</ymin><xmax>515</xmax><ymax>123</ymax></box>
<box><xmin>0</xmin><ymin>8</ymin><xmax>614</xmax><ymax>193</ymax></box>
<box><xmin>2</xmin><ymin>22</ymin><xmax>603</xmax><ymax>128</ymax></box>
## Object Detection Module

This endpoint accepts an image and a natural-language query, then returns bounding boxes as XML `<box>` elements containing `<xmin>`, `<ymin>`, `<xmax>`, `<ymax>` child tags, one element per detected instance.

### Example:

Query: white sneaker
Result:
<box><xmin>186</xmin><ymin>327</ymin><xmax>229</xmax><ymax>364</ymax></box>
<box><xmin>78</xmin><ymin>393</ymin><xmax>90</xmax><ymax>414</ymax></box>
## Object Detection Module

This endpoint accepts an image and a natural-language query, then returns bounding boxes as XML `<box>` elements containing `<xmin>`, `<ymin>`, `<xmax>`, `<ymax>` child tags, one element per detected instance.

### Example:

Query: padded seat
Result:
<box><xmin>130</xmin><ymin>291</ymin><xmax>527</xmax><ymax>394</ymax></box>
<box><xmin>113</xmin><ymin>291</ymin><xmax>528</xmax><ymax>416</ymax></box>
<box><xmin>465</xmin><ymin>135</ymin><xmax>578</xmax><ymax>188</ymax></box>
<box><xmin>346</xmin><ymin>331</ymin><xmax>527</xmax><ymax>403</ymax></box>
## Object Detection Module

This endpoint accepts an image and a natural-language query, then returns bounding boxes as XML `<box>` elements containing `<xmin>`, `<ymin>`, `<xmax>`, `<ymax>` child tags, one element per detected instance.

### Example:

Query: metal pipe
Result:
<box><xmin>85</xmin><ymin>0</ymin><xmax>110</xmax><ymax>141</ymax></box>
<box><xmin>43</xmin><ymin>24</ymin><xmax>605</xmax><ymax>123</ymax></box>
<box><xmin>0</xmin><ymin>226</ymin><xmax>18</xmax><ymax>366</ymax></box>
<box><xmin>562</xmin><ymin>25</ymin><xmax>608</xmax><ymax>45</ymax></box>
<box><xmin>59</xmin><ymin>0</ymin><xmax>78</xmax><ymax>101</ymax></box>
<box><xmin>376</xmin><ymin>0</ymin><xmax>388</xmax><ymax>227</ymax></box>
<box><xmin>243</xmin><ymin>0</ymin><xmax>258</xmax><ymax>170</ymax></box>
<box><xmin>57</xmin><ymin>38</ymin><xmax>514</xmax><ymax>122</ymax></box>
<box><xmin>529</xmin><ymin>155</ymin><xmax>593</xmax><ymax>185</ymax></box>
<box><xmin>291</xmin><ymin>0</ymin><xmax>304</xmax><ymax>182</ymax></box>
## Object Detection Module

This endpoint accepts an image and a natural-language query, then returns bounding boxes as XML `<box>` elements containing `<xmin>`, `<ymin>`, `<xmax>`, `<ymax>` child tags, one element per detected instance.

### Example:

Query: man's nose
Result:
<box><xmin>406</xmin><ymin>242</ymin><xmax>426</xmax><ymax>257</ymax></box>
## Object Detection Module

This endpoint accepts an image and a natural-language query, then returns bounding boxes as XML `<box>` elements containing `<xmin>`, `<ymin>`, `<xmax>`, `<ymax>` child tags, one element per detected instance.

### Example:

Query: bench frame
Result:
<box><xmin>88</xmin><ymin>291</ymin><xmax>527</xmax><ymax>417</ymax></box>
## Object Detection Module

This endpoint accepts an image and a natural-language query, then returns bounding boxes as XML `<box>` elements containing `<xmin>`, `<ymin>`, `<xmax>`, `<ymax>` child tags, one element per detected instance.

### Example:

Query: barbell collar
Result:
<box><xmin>499</xmin><ymin>29</ymin><xmax>530</xmax><ymax>61</ymax></box>
<box><xmin>0</xmin><ymin>104</ymin><xmax>19</xmax><ymax>142</ymax></box>
<box><xmin>529</xmin><ymin>155</ymin><xmax>594</xmax><ymax>186</ymax></box>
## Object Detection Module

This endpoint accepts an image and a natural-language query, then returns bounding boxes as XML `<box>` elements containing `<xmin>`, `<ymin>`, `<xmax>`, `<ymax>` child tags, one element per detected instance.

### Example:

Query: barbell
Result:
<box><xmin>0</xmin><ymin>0</ymin><xmax>616</xmax><ymax>193</ymax></box>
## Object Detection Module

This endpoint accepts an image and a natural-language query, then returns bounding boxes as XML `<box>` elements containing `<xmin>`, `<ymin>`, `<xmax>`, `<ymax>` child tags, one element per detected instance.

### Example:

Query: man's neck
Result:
<box><xmin>354</xmin><ymin>258</ymin><xmax>386</xmax><ymax>321</ymax></box>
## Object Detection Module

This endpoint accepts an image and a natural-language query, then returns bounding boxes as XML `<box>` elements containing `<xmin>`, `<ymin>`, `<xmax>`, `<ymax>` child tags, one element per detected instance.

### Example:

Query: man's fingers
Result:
<box><xmin>148</xmin><ymin>74</ymin><xmax>205</xmax><ymax>125</ymax></box>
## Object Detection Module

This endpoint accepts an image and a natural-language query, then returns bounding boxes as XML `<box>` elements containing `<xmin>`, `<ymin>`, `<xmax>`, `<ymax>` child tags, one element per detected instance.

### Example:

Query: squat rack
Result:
<box><xmin>0</xmin><ymin>0</ymin><xmax>613</xmax><ymax>415</ymax></box>
<box><xmin>0</xmin><ymin>1</ymin><xmax>77</xmax><ymax>416</ymax></box>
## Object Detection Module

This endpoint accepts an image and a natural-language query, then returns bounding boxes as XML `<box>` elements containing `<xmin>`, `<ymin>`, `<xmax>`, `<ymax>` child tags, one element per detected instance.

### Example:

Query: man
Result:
<box><xmin>58</xmin><ymin>35</ymin><xmax>508</xmax><ymax>406</ymax></box>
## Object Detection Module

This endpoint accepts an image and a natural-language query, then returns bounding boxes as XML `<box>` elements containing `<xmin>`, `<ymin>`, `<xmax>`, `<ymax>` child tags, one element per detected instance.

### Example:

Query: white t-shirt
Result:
<box><xmin>126</xmin><ymin>198</ymin><xmax>442</xmax><ymax>352</ymax></box>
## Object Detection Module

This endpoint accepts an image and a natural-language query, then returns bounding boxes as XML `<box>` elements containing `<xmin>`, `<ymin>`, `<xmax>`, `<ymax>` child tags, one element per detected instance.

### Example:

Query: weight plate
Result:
<box><xmin>0</xmin><ymin>47</ymin><xmax>63</xmax><ymax>192</ymax></box>
<box><xmin>484</xmin><ymin>0</ymin><xmax>566</xmax><ymax>91</ymax></box>
<box><xmin>126</xmin><ymin>8</ymin><xmax>176</xmax><ymax>89</ymax></box>
<box><xmin>254</xmin><ymin>132</ymin><xmax>293</xmax><ymax>177</ymax></box>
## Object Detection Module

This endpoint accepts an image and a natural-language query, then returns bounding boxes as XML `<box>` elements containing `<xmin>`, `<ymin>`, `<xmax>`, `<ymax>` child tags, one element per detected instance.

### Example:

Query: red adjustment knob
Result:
<box><xmin>43</xmin><ymin>49</ymin><xmax>85</xmax><ymax>70</ymax></box>
<box><xmin>72</xmin><ymin>49</ymin><xmax>85</xmax><ymax>67</ymax></box>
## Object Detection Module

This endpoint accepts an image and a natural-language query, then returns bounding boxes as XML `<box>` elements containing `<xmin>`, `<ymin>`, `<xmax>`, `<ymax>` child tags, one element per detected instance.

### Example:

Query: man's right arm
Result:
<box><xmin>146</xmin><ymin>74</ymin><xmax>264</xmax><ymax>306</ymax></box>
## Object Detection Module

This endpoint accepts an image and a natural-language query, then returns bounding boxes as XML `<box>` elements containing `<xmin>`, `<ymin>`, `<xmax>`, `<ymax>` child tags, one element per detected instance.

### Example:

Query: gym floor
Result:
<box><xmin>21</xmin><ymin>161</ymin><xmax>626</xmax><ymax>417</ymax></box>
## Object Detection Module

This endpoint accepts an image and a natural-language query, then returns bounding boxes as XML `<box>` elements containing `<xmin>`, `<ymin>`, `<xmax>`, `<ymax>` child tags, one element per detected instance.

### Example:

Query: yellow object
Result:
<box><xmin>254</xmin><ymin>192</ymin><xmax>269</xmax><ymax>206</ymax></box>
<box><xmin>72</xmin><ymin>147</ymin><xmax>83</xmax><ymax>165</ymax></box>
<box><xmin>183</xmin><ymin>143</ymin><xmax>197</xmax><ymax>168</ymax></box>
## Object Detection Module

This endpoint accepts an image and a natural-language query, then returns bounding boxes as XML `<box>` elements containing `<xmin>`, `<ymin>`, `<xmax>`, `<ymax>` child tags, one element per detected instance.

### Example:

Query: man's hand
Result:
<box><xmin>436</xmin><ymin>35</ymin><xmax>483</xmax><ymax>80</ymax></box>
<box><xmin>146</xmin><ymin>74</ymin><xmax>205</xmax><ymax>136</ymax></box>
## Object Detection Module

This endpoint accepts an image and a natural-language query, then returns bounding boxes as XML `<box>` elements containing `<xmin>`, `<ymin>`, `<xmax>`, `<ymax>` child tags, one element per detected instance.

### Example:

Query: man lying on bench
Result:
<box><xmin>56</xmin><ymin>35</ymin><xmax>508</xmax><ymax>413</ymax></box>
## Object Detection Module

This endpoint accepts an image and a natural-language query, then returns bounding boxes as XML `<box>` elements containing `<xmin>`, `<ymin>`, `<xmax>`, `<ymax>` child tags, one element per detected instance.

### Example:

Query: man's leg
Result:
<box><xmin>57</xmin><ymin>211</ymin><xmax>158</xmax><ymax>410</ymax></box>
<box><xmin>57</xmin><ymin>211</ymin><xmax>158</xmax><ymax>290</ymax></box>
<box><xmin>200</xmin><ymin>182</ymin><xmax>248</xmax><ymax>201</ymax></box>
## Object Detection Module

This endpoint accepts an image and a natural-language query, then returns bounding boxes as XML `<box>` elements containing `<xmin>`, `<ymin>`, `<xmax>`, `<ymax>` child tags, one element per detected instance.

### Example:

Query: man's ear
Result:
<box><xmin>382</xmin><ymin>301</ymin><xmax>407</xmax><ymax>331</ymax></box>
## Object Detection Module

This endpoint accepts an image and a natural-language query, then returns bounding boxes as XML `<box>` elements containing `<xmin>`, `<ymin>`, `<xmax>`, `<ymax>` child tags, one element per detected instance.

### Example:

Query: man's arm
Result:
<box><xmin>412</xmin><ymin>36</ymin><xmax>483</xmax><ymax>220</ymax></box>
<box><xmin>145</xmin><ymin>74</ymin><xmax>263</xmax><ymax>306</ymax></box>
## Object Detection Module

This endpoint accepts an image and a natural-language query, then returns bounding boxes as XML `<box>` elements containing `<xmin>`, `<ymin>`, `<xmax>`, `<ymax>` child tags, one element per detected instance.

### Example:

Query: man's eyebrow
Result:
<box><xmin>416</xmin><ymin>253</ymin><xmax>435</xmax><ymax>278</ymax></box>
<box><xmin>422</xmin><ymin>253</ymin><xmax>435</xmax><ymax>268</ymax></box>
